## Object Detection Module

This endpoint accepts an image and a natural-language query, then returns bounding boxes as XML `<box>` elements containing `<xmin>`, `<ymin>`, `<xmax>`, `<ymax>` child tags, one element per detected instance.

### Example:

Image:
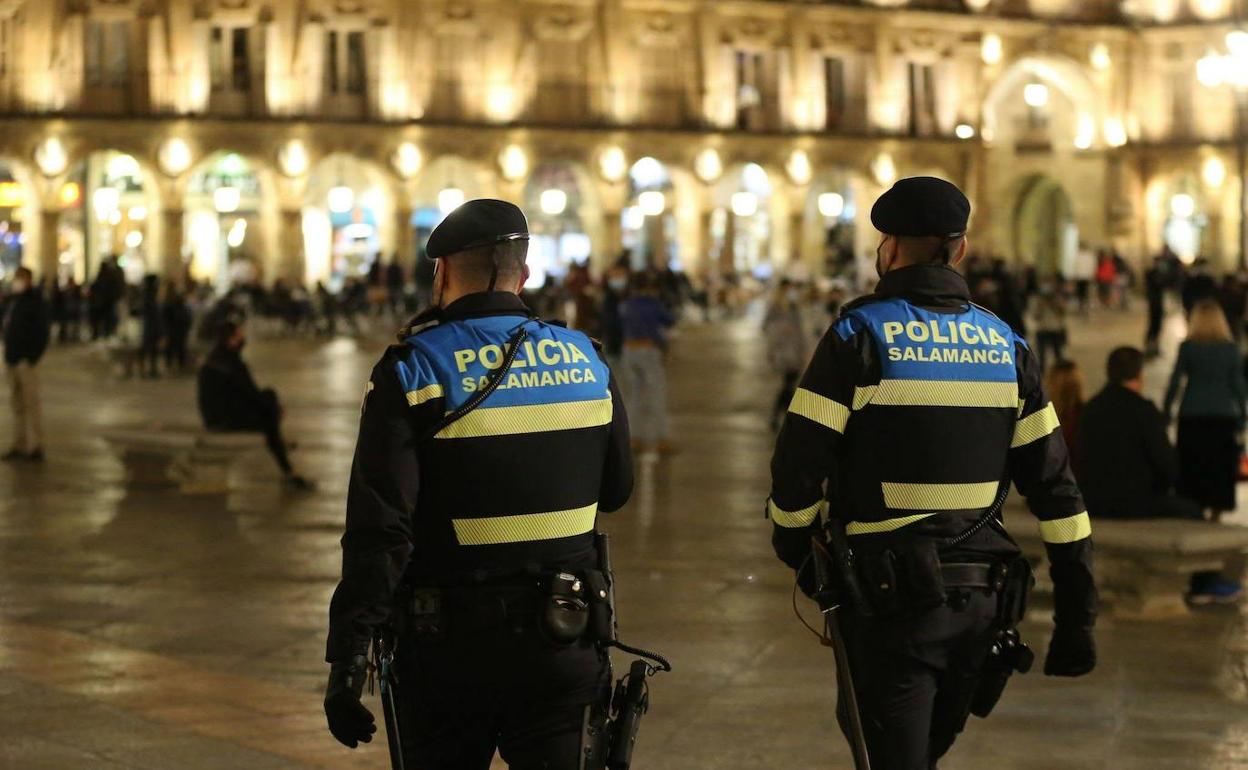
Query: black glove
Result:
<box><xmin>324</xmin><ymin>654</ymin><xmax>377</xmax><ymax>748</ymax></box>
<box><xmin>1044</xmin><ymin>625</ymin><xmax>1096</xmax><ymax>677</ymax></box>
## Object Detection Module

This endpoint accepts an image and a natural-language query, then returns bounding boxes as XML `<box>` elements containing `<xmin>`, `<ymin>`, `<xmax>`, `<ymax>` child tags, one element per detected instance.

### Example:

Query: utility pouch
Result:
<box><xmin>585</xmin><ymin>570</ymin><xmax>616</xmax><ymax>643</ymax></box>
<box><xmin>407</xmin><ymin>589</ymin><xmax>445</xmax><ymax>640</ymax></box>
<box><xmin>996</xmin><ymin>557</ymin><xmax>1034</xmax><ymax>628</ymax></box>
<box><xmin>899</xmin><ymin>539</ymin><xmax>947</xmax><ymax>611</ymax></box>
<box><xmin>540</xmin><ymin>572</ymin><xmax>590</xmax><ymax>646</ymax></box>
<box><xmin>858</xmin><ymin>549</ymin><xmax>901</xmax><ymax>617</ymax></box>
<box><xmin>824</xmin><ymin>520</ymin><xmax>873</xmax><ymax>617</ymax></box>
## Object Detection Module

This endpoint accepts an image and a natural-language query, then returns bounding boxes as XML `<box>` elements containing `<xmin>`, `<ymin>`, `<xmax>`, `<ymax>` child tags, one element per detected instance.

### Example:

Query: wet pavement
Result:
<box><xmin>2</xmin><ymin>301</ymin><xmax>1248</xmax><ymax>769</ymax></box>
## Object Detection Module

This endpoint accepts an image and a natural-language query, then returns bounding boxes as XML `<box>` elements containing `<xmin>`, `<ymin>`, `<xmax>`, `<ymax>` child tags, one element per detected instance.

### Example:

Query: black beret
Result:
<box><xmin>870</xmin><ymin>176</ymin><xmax>970</xmax><ymax>238</ymax></box>
<box><xmin>426</xmin><ymin>198</ymin><xmax>530</xmax><ymax>260</ymax></box>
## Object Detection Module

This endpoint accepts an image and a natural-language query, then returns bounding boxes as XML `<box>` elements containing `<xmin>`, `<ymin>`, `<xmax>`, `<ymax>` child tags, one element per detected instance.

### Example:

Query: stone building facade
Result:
<box><xmin>0</xmin><ymin>0</ymin><xmax>1243</xmax><ymax>288</ymax></box>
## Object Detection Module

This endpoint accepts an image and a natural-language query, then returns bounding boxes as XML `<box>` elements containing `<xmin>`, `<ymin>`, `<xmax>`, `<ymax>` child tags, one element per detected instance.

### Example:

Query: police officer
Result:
<box><xmin>768</xmin><ymin>177</ymin><xmax>1097</xmax><ymax>770</ymax></box>
<box><xmin>324</xmin><ymin>199</ymin><xmax>633</xmax><ymax>768</ymax></box>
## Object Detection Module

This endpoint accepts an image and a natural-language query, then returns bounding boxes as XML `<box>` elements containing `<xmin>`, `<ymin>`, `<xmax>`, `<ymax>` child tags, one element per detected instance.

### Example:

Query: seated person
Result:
<box><xmin>198</xmin><ymin>321</ymin><xmax>313</xmax><ymax>490</ymax></box>
<box><xmin>1076</xmin><ymin>346</ymin><xmax>1240</xmax><ymax>603</ymax></box>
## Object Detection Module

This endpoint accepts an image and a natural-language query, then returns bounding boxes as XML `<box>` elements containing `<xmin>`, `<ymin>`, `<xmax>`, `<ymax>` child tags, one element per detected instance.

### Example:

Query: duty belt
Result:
<box><xmin>940</xmin><ymin>562</ymin><xmax>1000</xmax><ymax>591</ymax></box>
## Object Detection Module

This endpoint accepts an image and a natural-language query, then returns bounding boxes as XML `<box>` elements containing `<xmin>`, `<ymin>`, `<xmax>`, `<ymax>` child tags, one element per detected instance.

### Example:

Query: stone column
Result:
<box><xmin>39</xmin><ymin>208</ymin><xmax>60</xmax><ymax>283</ymax></box>
<box><xmin>279</xmin><ymin>208</ymin><xmax>305</xmax><ymax>285</ymax></box>
<box><xmin>600</xmin><ymin>209</ymin><xmax>622</xmax><ymax>271</ymax></box>
<box><xmin>162</xmin><ymin>207</ymin><xmax>185</xmax><ymax>282</ymax></box>
<box><xmin>395</xmin><ymin>203</ymin><xmax>414</xmax><ymax>267</ymax></box>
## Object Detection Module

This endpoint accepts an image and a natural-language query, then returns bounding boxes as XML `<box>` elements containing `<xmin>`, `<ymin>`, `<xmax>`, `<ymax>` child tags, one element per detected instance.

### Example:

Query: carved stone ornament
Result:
<box><xmin>533</xmin><ymin>9</ymin><xmax>593</xmax><ymax>42</ymax></box>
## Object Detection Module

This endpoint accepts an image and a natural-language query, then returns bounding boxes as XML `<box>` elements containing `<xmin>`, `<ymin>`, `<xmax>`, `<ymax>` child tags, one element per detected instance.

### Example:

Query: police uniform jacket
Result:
<box><xmin>769</xmin><ymin>264</ymin><xmax>1096</xmax><ymax>629</ymax></box>
<box><xmin>326</xmin><ymin>292</ymin><xmax>633</xmax><ymax>662</ymax></box>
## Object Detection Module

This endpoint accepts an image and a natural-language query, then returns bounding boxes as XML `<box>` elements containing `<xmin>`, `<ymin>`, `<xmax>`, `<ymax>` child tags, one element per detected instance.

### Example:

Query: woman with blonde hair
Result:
<box><xmin>1164</xmin><ymin>298</ymin><xmax>1246</xmax><ymax>522</ymax></box>
<box><xmin>1045</xmin><ymin>359</ymin><xmax>1084</xmax><ymax>455</ymax></box>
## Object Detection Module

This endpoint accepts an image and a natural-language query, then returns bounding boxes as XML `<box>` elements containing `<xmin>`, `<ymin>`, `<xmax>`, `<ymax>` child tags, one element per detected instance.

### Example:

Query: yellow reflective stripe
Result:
<box><xmin>452</xmin><ymin>503</ymin><xmax>598</xmax><ymax>546</ymax></box>
<box><xmin>872</xmin><ymin>380</ymin><xmax>1018</xmax><ymax>409</ymax></box>
<box><xmin>406</xmin><ymin>384</ymin><xmax>444</xmax><ymax>406</ymax></box>
<box><xmin>846</xmin><ymin>512</ymin><xmax>939</xmax><ymax>536</ymax></box>
<box><xmin>768</xmin><ymin>498</ymin><xmax>825</xmax><ymax>528</ymax></box>
<box><xmin>1039</xmin><ymin>511</ymin><xmax>1092</xmax><ymax>544</ymax></box>
<box><xmin>435</xmin><ymin>397</ymin><xmax>612</xmax><ymax>439</ymax></box>
<box><xmin>788</xmin><ymin>388</ymin><xmax>849</xmax><ymax>433</ymax></box>
<box><xmin>1012</xmin><ymin>403</ymin><xmax>1060</xmax><ymax>448</ymax></box>
<box><xmin>852</xmin><ymin>385</ymin><xmax>877</xmax><ymax>410</ymax></box>
<box><xmin>881</xmin><ymin>481</ymin><xmax>999</xmax><ymax>510</ymax></box>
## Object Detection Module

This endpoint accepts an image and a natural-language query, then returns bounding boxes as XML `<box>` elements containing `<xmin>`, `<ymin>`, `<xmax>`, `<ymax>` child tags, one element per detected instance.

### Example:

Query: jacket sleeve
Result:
<box><xmin>768</xmin><ymin>320</ymin><xmax>865</xmax><ymax>570</ymax></box>
<box><xmin>1008</xmin><ymin>341</ymin><xmax>1097</xmax><ymax>631</ymax></box>
<box><xmin>599</xmin><ymin>359</ymin><xmax>634</xmax><ymax>513</ymax></box>
<box><xmin>326</xmin><ymin>354</ymin><xmax>422</xmax><ymax>662</ymax></box>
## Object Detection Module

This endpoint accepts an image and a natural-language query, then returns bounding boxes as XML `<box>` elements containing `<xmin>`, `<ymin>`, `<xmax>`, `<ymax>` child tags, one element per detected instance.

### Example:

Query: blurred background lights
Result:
<box><xmin>539</xmin><ymin>188</ymin><xmax>568</xmax><ymax>216</ymax></box>
<box><xmin>638</xmin><ymin>190</ymin><xmax>666</xmax><ymax>217</ymax></box>
<box><xmin>438</xmin><ymin>187</ymin><xmax>465</xmax><ymax>215</ymax></box>
<box><xmin>818</xmin><ymin>192</ymin><xmax>845</xmax><ymax>218</ymax></box>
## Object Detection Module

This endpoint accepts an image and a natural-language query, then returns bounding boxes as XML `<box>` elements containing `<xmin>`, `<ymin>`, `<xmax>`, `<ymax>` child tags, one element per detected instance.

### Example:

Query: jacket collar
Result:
<box><xmin>398</xmin><ymin>292</ymin><xmax>531</xmax><ymax>339</ymax></box>
<box><xmin>875</xmin><ymin>264</ymin><xmax>971</xmax><ymax>308</ymax></box>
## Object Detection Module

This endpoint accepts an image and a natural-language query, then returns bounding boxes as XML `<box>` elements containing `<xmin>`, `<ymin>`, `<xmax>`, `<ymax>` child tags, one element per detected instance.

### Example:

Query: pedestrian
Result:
<box><xmin>1164</xmin><ymin>298</ymin><xmax>1246</xmax><ymax>521</ymax></box>
<box><xmin>137</xmin><ymin>274</ymin><xmax>163</xmax><ymax>378</ymax></box>
<box><xmin>3</xmin><ymin>267</ymin><xmax>50</xmax><ymax>462</ymax></box>
<box><xmin>1095</xmin><ymin>249</ymin><xmax>1117</xmax><ymax>308</ymax></box>
<box><xmin>1032</xmin><ymin>285</ymin><xmax>1068</xmax><ymax>372</ymax></box>
<box><xmin>162</xmin><ymin>282</ymin><xmax>193</xmax><ymax>372</ymax></box>
<box><xmin>323</xmin><ymin>199</ymin><xmax>635</xmax><ymax>768</ymax></box>
<box><xmin>763</xmin><ymin>279</ymin><xmax>810</xmax><ymax>429</ymax></box>
<box><xmin>768</xmin><ymin>177</ymin><xmax>1096</xmax><ymax>770</ymax></box>
<box><xmin>197</xmin><ymin>320</ymin><xmax>313</xmax><ymax>489</ymax></box>
<box><xmin>1144</xmin><ymin>256</ymin><xmax>1166</xmax><ymax>357</ymax></box>
<box><xmin>1078</xmin><ymin>347</ymin><xmax>1241</xmax><ymax>603</ymax></box>
<box><xmin>620</xmin><ymin>271</ymin><xmax>676</xmax><ymax>454</ymax></box>
<box><xmin>1045</xmin><ymin>359</ymin><xmax>1083</xmax><ymax>455</ymax></box>
<box><xmin>1072</xmin><ymin>242</ymin><xmax>1095</xmax><ymax>314</ymax></box>
<box><xmin>1181</xmin><ymin>258</ymin><xmax>1218</xmax><ymax>316</ymax></box>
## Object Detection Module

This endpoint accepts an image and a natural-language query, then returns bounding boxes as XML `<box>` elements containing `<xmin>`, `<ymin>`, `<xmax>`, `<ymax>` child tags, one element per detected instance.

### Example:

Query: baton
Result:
<box><xmin>812</xmin><ymin>536</ymin><xmax>872</xmax><ymax>770</ymax></box>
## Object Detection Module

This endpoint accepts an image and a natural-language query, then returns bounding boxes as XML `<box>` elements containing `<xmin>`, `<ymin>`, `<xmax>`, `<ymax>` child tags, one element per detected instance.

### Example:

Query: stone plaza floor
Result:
<box><xmin>2</xmin><ymin>300</ymin><xmax>1248</xmax><ymax>769</ymax></box>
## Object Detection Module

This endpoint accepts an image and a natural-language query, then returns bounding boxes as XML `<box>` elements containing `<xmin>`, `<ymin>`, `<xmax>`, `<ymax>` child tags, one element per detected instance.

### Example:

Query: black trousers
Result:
<box><xmin>208</xmin><ymin>390</ymin><xmax>292</xmax><ymax>474</ymax></box>
<box><xmin>393</xmin><ymin>618</ymin><xmax>609</xmax><ymax>769</ymax></box>
<box><xmin>837</xmin><ymin>592</ymin><xmax>998</xmax><ymax>770</ymax></box>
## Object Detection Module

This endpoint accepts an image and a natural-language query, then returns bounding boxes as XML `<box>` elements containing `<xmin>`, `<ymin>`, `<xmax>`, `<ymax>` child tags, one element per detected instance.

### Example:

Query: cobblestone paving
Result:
<box><xmin>1</xmin><ymin>302</ymin><xmax>1247</xmax><ymax>769</ymax></box>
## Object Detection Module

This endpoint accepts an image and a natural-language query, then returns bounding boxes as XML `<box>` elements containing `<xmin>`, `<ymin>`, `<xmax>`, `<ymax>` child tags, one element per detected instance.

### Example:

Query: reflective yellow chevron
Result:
<box><xmin>435</xmin><ymin>397</ymin><xmax>612</xmax><ymax>439</ymax></box>
<box><xmin>452</xmin><ymin>503</ymin><xmax>598</xmax><ymax>545</ymax></box>
<box><xmin>788</xmin><ymin>388</ymin><xmax>850</xmax><ymax>433</ymax></box>
<box><xmin>1038</xmin><ymin>511</ymin><xmax>1092</xmax><ymax>544</ymax></box>
<box><xmin>1012</xmin><ymin>403</ymin><xmax>1060</xmax><ymax>448</ymax></box>
<box><xmin>872</xmin><ymin>379</ymin><xmax>1018</xmax><ymax>409</ymax></box>
<box><xmin>881</xmin><ymin>481</ymin><xmax>999</xmax><ymax>510</ymax></box>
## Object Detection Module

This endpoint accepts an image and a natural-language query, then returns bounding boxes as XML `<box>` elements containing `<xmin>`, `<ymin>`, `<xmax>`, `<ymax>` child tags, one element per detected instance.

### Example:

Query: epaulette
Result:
<box><xmin>837</xmin><ymin>292</ymin><xmax>883</xmax><ymax>317</ymax></box>
<box><xmin>396</xmin><ymin>308</ymin><xmax>442</xmax><ymax>341</ymax></box>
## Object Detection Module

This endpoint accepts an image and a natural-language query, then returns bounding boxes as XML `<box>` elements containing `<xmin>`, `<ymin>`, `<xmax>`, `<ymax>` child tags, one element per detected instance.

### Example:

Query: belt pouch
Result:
<box><xmin>900</xmin><ymin>539</ymin><xmax>947</xmax><ymax>611</ymax></box>
<box><xmin>540</xmin><ymin>572</ymin><xmax>590</xmax><ymax>646</ymax></box>
<box><xmin>584</xmin><ymin>570</ymin><xmax>615</xmax><ymax>642</ymax></box>
<box><xmin>408</xmin><ymin>589</ymin><xmax>446</xmax><ymax>640</ymax></box>
<box><xmin>859</xmin><ymin>549</ymin><xmax>901</xmax><ymax>616</ymax></box>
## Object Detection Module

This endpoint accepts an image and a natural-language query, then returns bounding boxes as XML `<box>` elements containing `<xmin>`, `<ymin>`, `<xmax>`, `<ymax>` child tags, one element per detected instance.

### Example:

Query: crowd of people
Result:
<box><xmin>8</xmin><ymin>243</ymin><xmax>1248</xmax><ymax>602</ymax></box>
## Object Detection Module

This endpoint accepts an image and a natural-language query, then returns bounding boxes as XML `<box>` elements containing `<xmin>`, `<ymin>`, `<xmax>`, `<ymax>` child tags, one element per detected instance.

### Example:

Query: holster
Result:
<box><xmin>969</xmin><ymin>557</ymin><xmax>1036</xmax><ymax>719</ymax></box>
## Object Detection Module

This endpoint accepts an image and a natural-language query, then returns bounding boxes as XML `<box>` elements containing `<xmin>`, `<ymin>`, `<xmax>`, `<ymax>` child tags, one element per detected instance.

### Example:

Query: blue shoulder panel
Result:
<box><xmin>399</xmin><ymin>317</ymin><xmax>610</xmax><ymax>411</ymax></box>
<box><xmin>851</xmin><ymin>299</ymin><xmax>1017</xmax><ymax>383</ymax></box>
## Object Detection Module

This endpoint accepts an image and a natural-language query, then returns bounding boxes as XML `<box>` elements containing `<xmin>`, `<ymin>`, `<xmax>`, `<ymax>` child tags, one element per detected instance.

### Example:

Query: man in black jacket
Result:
<box><xmin>3</xmin><ymin>267</ymin><xmax>50</xmax><ymax>462</ymax></box>
<box><xmin>196</xmin><ymin>320</ymin><xmax>313</xmax><ymax>489</ymax></box>
<box><xmin>1075</xmin><ymin>346</ymin><xmax>1200</xmax><ymax>520</ymax></box>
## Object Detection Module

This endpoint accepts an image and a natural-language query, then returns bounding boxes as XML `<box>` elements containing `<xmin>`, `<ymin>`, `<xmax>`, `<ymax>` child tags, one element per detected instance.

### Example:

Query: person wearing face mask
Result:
<box><xmin>767</xmin><ymin>177</ymin><xmax>1097</xmax><ymax>770</ymax></box>
<box><xmin>196</xmin><ymin>319</ymin><xmax>313</xmax><ymax>489</ymax></box>
<box><xmin>324</xmin><ymin>199</ymin><xmax>634</xmax><ymax>768</ymax></box>
<box><xmin>3</xmin><ymin>267</ymin><xmax>51</xmax><ymax>462</ymax></box>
